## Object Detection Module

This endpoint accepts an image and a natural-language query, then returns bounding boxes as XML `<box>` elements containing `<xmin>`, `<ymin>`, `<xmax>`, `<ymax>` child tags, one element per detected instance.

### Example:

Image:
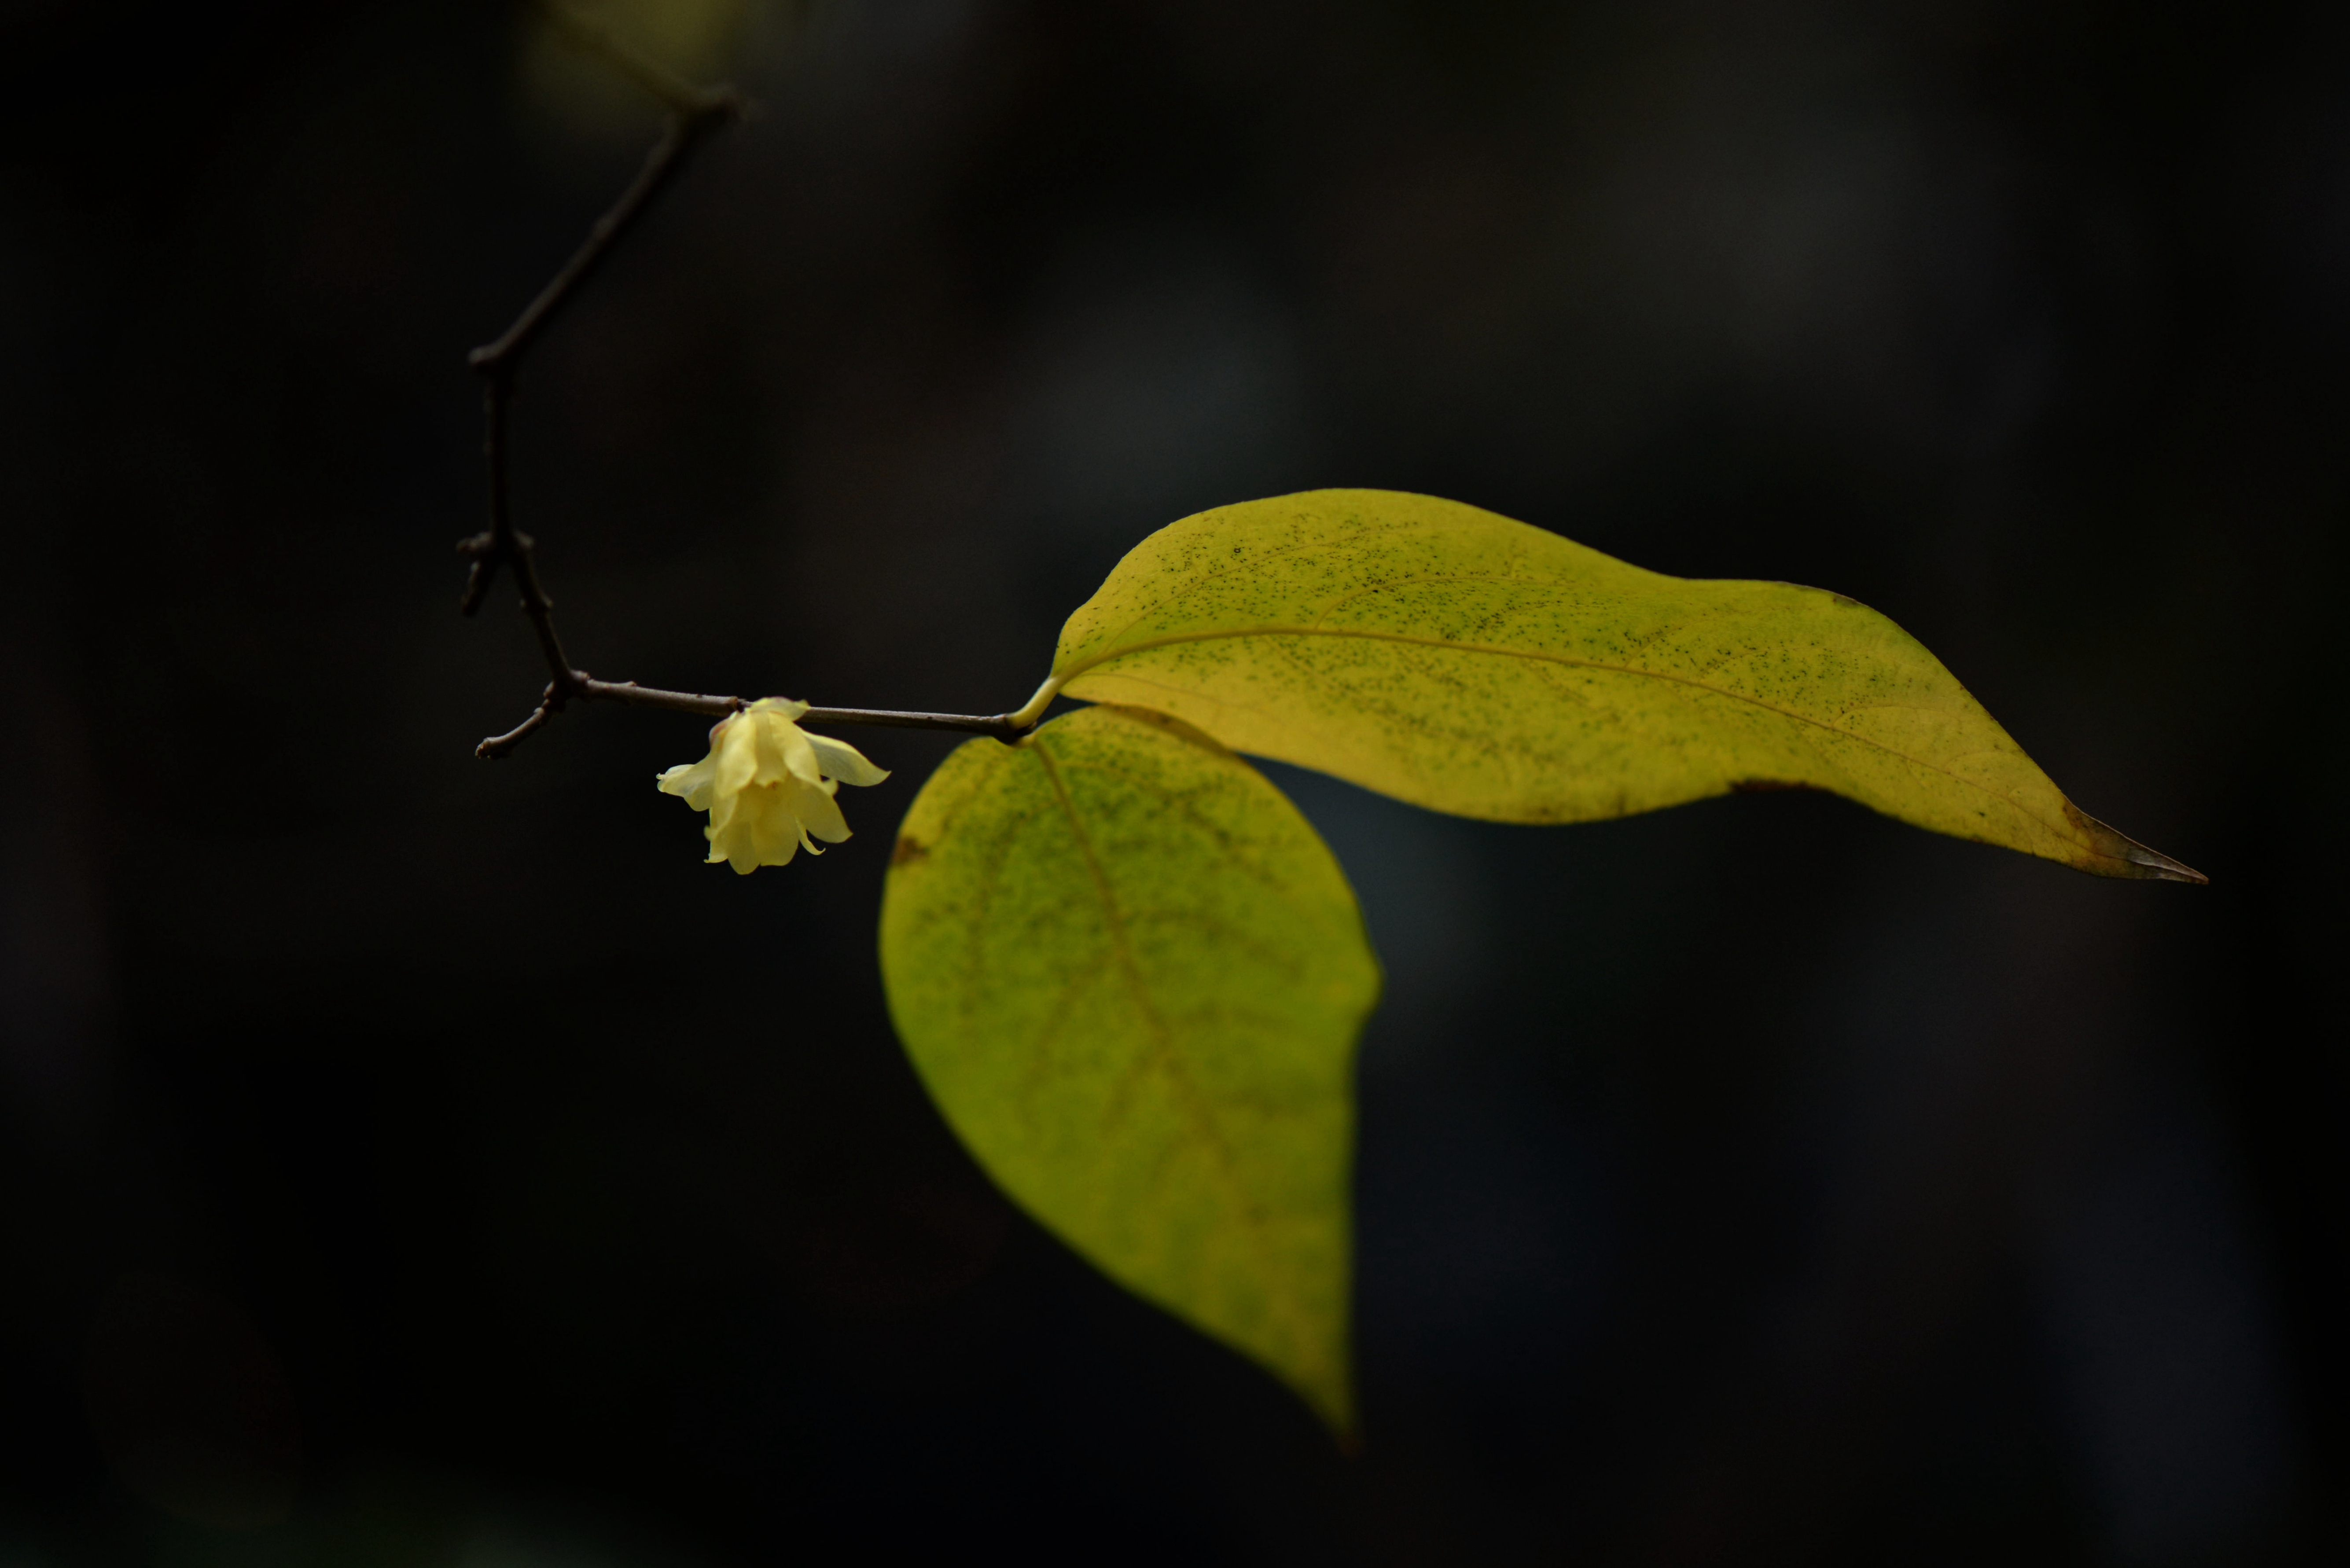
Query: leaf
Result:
<box><xmin>879</xmin><ymin>704</ymin><xmax>1382</xmax><ymax>1435</ymax></box>
<box><xmin>1042</xmin><ymin>488</ymin><xmax>2202</xmax><ymax>881</ymax></box>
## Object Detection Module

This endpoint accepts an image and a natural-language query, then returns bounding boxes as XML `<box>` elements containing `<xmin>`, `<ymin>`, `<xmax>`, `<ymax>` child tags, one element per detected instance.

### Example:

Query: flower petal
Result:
<box><xmin>748</xmin><ymin>785</ymin><xmax>803</xmax><ymax>867</ymax></box>
<box><xmin>790</xmin><ymin>775</ymin><xmax>852</xmax><ymax>843</ymax></box>
<box><xmin>806</xmin><ymin>732</ymin><xmax>890</xmax><ymax>788</ymax></box>
<box><xmin>775</xmin><ymin>722</ymin><xmax>827</xmax><ymax>788</ymax></box>
<box><xmin>711</xmin><ymin>715</ymin><xmax>760</xmax><ymax>799</ymax></box>
<box><xmin>657</xmin><ymin>759</ymin><xmax>717</xmax><ymax>811</ymax></box>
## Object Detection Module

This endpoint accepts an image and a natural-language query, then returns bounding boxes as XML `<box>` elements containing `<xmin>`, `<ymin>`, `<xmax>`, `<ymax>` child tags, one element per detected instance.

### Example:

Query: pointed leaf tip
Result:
<box><xmin>2064</xmin><ymin>805</ymin><xmax>2207</xmax><ymax>884</ymax></box>
<box><xmin>1049</xmin><ymin>490</ymin><xmax>2209</xmax><ymax>885</ymax></box>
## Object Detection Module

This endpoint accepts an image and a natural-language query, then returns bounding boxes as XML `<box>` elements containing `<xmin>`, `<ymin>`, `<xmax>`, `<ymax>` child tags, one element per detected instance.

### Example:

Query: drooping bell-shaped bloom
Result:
<box><xmin>656</xmin><ymin>698</ymin><xmax>890</xmax><ymax>874</ymax></box>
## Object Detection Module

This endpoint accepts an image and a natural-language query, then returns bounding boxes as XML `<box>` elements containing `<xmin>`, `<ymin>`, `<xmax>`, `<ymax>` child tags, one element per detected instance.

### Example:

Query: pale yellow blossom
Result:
<box><xmin>656</xmin><ymin>698</ymin><xmax>889</xmax><ymax>874</ymax></box>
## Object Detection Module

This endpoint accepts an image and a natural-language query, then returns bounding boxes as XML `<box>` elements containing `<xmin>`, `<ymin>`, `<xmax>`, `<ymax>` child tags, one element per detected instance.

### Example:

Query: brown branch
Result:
<box><xmin>797</xmin><ymin>705</ymin><xmax>1039</xmax><ymax>741</ymax></box>
<box><xmin>458</xmin><ymin>4</ymin><xmax>752</xmax><ymax>755</ymax></box>
<box><xmin>459</xmin><ymin>6</ymin><xmax>1035</xmax><ymax>763</ymax></box>
<box><xmin>456</xmin><ymin>71</ymin><xmax>748</xmax><ymax>621</ymax></box>
<box><xmin>475</xmin><ymin>681</ymin><xmax>1035</xmax><ymax>761</ymax></box>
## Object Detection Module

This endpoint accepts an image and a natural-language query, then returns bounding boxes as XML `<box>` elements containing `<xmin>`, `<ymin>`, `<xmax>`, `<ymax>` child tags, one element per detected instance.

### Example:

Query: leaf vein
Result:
<box><xmin>1067</xmin><ymin>623</ymin><xmax>2059</xmax><ymax>836</ymax></box>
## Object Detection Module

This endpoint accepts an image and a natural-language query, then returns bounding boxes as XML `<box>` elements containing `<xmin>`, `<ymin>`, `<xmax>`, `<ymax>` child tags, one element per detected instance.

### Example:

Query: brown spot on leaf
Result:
<box><xmin>890</xmin><ymin>836</ymin><xmax>929</xmax><ymax>867</ymax></box>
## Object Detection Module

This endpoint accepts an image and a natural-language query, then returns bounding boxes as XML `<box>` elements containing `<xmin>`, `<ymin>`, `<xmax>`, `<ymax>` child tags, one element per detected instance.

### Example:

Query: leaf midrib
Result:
<box><xmin>1060</xmin><ymin>621</ymin><xmax>2063</xmax><ymax>837</ymax></box>
<box><xmin>1029</xmin><ymin>739</ymin><xmax>1288</xmax><ymax>1272</ymax></box>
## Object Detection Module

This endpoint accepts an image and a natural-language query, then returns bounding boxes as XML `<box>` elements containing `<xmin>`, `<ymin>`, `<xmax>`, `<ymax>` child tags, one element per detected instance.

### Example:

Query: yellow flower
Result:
<box><xmin>656</xmin><ymin>698</ymin><xmax>890</xmax><ymax>874</ymax></box>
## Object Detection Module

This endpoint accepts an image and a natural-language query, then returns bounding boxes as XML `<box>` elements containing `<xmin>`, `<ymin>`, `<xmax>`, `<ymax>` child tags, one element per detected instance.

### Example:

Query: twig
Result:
<box><xmin>457</xmin><ymin>4</ymin><xmax>747</xmax><ymax>754</ymax></box>
<box><xmin>456</xmin><ymin>69</ymin><xmax>747</xmax><ymax>623</ymax></box>
<box><xmin>475</xmin><ymin>682</ymin><xmax>1037</xmax><ymax>762</ymax></box>
<box><xmin>460</xmin><ymin>5</ymin><xmax>1034</xmax><ymax>762</ymax></box>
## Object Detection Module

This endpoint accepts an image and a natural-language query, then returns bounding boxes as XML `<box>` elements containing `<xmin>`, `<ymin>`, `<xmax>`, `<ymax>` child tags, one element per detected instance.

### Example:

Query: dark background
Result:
<box><xmin>2</xmin><ymin>0</ymin><xmax>2343</xmax><ymax>1562</ymax></box>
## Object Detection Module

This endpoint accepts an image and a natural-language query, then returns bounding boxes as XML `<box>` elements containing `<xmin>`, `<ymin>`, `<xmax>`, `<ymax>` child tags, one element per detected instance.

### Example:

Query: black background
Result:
<box><xmin>2</xmin><ymin>0</ymin><xmax>2343</xmax><ymax>1562</ymax></box>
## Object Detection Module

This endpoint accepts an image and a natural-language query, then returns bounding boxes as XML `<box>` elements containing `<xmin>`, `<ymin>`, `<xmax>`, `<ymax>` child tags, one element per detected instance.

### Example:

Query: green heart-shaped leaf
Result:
<box><xmin>879</xmin><ymin>705</ymin><xmax>1381</xmax><ymax>1435</ymax></box>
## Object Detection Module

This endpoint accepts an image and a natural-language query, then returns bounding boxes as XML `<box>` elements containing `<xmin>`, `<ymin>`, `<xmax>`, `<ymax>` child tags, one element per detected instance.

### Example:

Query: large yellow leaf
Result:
<box><xmin>1036</xmin><ymin>489</ymin><xmax>2200</xmax><ymax>881</ymax></box>
<box><xmin>879</xmin><ymin>704</ymin><xmax>1381</xmax><ymax>1435</ymax></box>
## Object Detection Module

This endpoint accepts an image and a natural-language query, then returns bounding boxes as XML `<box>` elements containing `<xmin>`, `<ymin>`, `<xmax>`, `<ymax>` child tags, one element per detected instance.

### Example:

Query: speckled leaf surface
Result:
<box><xmin>879</xmin><ymin>704</ymin><xmax>1381</xmax><ymax>1435</ymax></box>
<box><xmin>1045</xmin><ymin>489</ymin><xmax>2199</xmax><ymax>881</ymax></box>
